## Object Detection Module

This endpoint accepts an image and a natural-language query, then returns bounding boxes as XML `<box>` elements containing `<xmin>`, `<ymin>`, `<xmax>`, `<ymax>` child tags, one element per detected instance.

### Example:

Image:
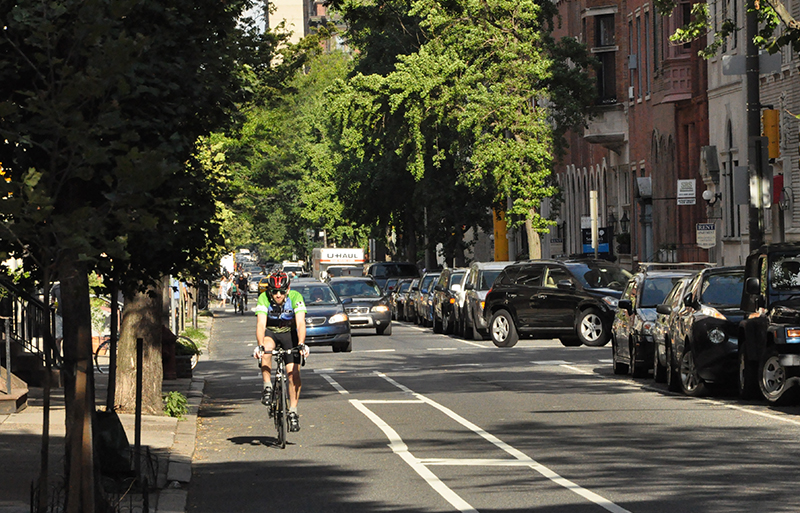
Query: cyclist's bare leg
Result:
<box><xmin>259</xmin><ymin>336</ymin><xmax>276</xmax><ymax>384</ymax></box>
<box><xmin>286</xmin><ymin>361</ymin><xmax>301</xmax><ymax>409</ymax></box>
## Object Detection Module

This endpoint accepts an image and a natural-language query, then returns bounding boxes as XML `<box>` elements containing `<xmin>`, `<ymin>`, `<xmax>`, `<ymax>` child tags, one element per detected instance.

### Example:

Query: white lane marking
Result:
<box><xmin>561</xmin><ymin>364</ymin><xmax>596</xmax><ymax>375</ymax></box>
<box><xmin>359</xmin><ymin>399</ymin><xmax>425</xmax><ymax>404</ymax></box>
<box><xmin>457</xmin><ymin>339</ymin><xmax>486</xmax><ymax>348</ymax></box>
<box><xmin>320</xmin><ymin>373</ymin><xmax>349</xmax><ymax>394</ymax></box>
<box><xmin>350</xmin><ymin>400</ymin><xmax>479</xmax><ymax>513</ymax></box>
<box><xmin>532</xmin><ymin>360</ymin><xmax>571</xmax><ymax>365</ymax></box>
<box><xmin>427</xmin><ymin>347</ymin><xmax>458</xmax><ymax>351</ymax></box>
<box><xmin>241</xmin><ymin>375</ymin><xmax>261</xmax><ymax>380</ymax></box>
<box><xmin>359</xmin><ymin>349</ymin><xmax>397</xmax><ymax>353</ymax></box>
<box><xmin>374</xmin><ymin>372</ymin><xmax>631</xmax><ymax>513</ymax></box>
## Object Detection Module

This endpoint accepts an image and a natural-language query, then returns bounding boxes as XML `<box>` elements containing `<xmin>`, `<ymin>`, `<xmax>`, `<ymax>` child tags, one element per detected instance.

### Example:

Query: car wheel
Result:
<box><xmin>653</xmin><ymin>344</ymin><xmax>667</xmax><ymax>383</ymax></box>
<box><xmin>333</xmin><ymin>340</ymin><xmax>352</xmax><ymax>353</ymax></box>
<box><xmin>433</xmin><ymin>311</ymin><xmax>443</xmax><ymax>333</ymax></box>
<box><xmin>629</xmin><ymin>339</ymin><xmax>647</xmax><ymax>378</ymax></box>
<box><xmin>560</xmin><ymin>337</ymin><xmax>582</xmax><ymax>347</ymax></box>
<box><xmin>377</xmin><ymin>322</ymin><xmax>393</xmax><ymax>336</ymax></box>
<box><xmin>577</xmin><ymin>308</ymin><xmax>609</xmax><ymax>347</ymax></box>
<box><xmin>738</xmin><ymin>345</ymin><xmax>759</xmax><ymax>399</ymax></box>
<box><xmin>666</xmin><ymin>343</ymin><xmax>681</xmax><ymax>392</ymax></box>
<box><xmin>679</xmin><ymin>349</ymin><xmax>707</xmax><ymax>397</ymax></box>
<box><xmin>759</xmin><ymin>350</ymin><xmax>799</xmax><ymax>404</ymax></box>
<box><xmin>612</xmin><ymin>336</ymin><xmax>628</xmax><ymax>375</ymax></box>
<box><xmin>443</xmin><ymin>311</ymin><xmax>453</xmax><ymax>335</ymax></box>
<box><xmin>489</xmin><ymin>310</ymin><xmax>519</xmax><ymax>348</ymax></box>
<box><xmin>463</xmin><ymin>315</ymin><xmax>474</xmax><ymax>340</ymax></box>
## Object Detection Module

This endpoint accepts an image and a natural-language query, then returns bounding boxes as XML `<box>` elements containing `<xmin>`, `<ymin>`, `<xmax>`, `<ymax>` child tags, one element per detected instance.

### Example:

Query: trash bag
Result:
<box><xmin>94</xmin><ymin>409</ymin><xmax>133</xmax><ymax>478</ymax></box>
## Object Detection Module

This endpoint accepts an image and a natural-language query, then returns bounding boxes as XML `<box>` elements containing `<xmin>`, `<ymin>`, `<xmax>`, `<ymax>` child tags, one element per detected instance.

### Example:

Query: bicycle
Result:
<box><xmin>94</xmin><ymin>335</ymin><xmax>199</xmax><ymax>373</ymax></box>
<box><xmin>260</xmin><ymin>345</ymin><xmax>304</xmax><ymax>449</ymax></box>
<box><xmin>231</xmin><ymin>290</ymin><xmax>245</xmax><ymax>315</ymax></box>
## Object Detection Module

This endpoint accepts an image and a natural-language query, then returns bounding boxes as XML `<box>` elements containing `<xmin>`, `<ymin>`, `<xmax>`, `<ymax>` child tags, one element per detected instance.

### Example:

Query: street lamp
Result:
<box><xmin>779</xmin><ymin>187</ymin><xmax>792</xmax><ymax>211</ymax></box>
<box><xmin>620</xmin><ymin>211</ymin><xmax>630</xmax><ymax>234</ymax></box>
<box><xmin>607</xmin><ymin>211</ymin><xmax>617</xmax><ymax>230</ymax></box>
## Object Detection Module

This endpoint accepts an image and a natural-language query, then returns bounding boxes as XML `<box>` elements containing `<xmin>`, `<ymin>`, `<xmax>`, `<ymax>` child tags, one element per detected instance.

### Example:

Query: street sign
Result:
<box><xmin>678</xmin><ymin>179</ymin><xmax>696</xmax><ymax>205</ymax></box>
<box><xmin>582</xmin><ymin>227</ymin><xmax>611</xmax><ymax>254</ymax></box>
<box><xmin>697</xmin><ymin>223</ymin><xmax>717</xmax><ymax>249</ymax></box>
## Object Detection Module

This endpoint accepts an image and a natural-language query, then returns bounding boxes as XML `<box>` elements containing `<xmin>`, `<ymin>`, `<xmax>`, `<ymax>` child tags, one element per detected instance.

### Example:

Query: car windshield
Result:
<box><xmin>478</xmin><ymin>270</ymin><xmax>502</xmax><ymax>290</ymax></box>
<box><xmin>641</xmin><ymin>277</ymin><xmax>685</xmax><ymax>308</ymax></box>
<box><xmin>450</xmin><ymin>273</ymin><xmax>464</xmax><ymax>289</ymax></box>
<box><xmin>771</xmin><ymin>254</ymin><xmax>800</xmax><ymax>290</ymax></box>
<box><xmin>330</xmin><ymin>280</ymin><xmax>383</xmax><ymax>298</ymax></box>
<box><xmin>567</xmin><ymin>263</ymin><xmax>631</xmax><ymax>291</ymax></box>
<box><xmin>293</xmin><ymin>285</ymin><xmax>339</xmax><ymax>306</ymax></box>
<box><xmin>420</xmin><ymin>275</ymin><xmax>438</xmax><ymax>293</ymax></box>
<box><xmin>398</xmin><ymin>281</ymin><xmax>412</xmax><ymax>293</ymax></box>
<box><xmin>700</xmin><ymin>272</ymin><xmax>744</xmax><ymax>307</ymax></box>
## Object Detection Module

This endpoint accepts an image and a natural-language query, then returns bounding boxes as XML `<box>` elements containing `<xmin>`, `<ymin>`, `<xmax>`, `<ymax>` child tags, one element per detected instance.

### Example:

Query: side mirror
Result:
<box><xmin>434</xmin><ymin>284</ymin><xmax>444</xmax><ymax>291</ymax></box>
<box><xmin>341</xmin><ymin>297</ymin><xmax>353</xmax><ymax>304</ymax></box>
<box><xmin>656</xmin><ymin>304</ymin><xmax>671</xmax><ymax>315</ymax></box>
<box><xmin>618</xmin><ymin>299</ymin><xmax>633</xmax><ymax>312</ymax></box>
<box><xmin>745</xmin><ymin>276</ymin><xmax>760</xmax><ymax>295</ymax></box>
<box><xmin>556</xmin><ymin>280</ymin><xmax>575</xmax><ymax>291</ymax></box>
<box><xmin>683</xmin><ymin>292</ymin><xmax>697</xmax><ymax>308</ymax></box>
<box><xmin>465</xmin><ymin>282</ymin><xmax>474</xmax><ymax>290</ymax></box>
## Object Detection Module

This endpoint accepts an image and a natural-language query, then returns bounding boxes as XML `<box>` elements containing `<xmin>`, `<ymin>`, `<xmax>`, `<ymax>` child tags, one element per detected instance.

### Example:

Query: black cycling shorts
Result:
<box><xmin>264</xmin><ymin>328</ymin><xmax>302</xmax><ymax>364</ymax></box>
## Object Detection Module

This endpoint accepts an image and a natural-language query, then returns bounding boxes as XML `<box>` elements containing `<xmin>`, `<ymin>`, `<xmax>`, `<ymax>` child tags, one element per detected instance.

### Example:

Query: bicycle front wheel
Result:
<box><xmin>275</xmin><ymin>376</ymin><xmax>288</xmax><ymax>449</ymax></box>
<box><xmin>94</xmin><ymin>338</ymin><xmax>110</xmax><ymax>374</ymax></box>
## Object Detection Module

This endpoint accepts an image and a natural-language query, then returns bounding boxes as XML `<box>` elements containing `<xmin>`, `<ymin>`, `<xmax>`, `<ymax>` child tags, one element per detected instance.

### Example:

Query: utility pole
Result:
<box><xmin>746</xmin><ymin>2</ymin><xmax>765</xmax><ymax>250</ymax></box>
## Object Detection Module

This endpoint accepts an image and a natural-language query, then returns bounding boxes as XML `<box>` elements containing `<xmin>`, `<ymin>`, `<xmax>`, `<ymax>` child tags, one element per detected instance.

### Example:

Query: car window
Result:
<box><xmin>700</xmin><ymin>272</ymin><xmax>744</xmax><ymax>307</ymax></box>
<box><xmin>567</xmin><ymin>263</ymin><xmax>631</xmax><ymax>291</ymax></box>
<box><xmin>771</xmin><ymin>254</ymin><xmax>800</xmax><ymax>290</ymax></box>
<box><xmin>420</xmin><ymin>275</ymin><xmax>438</xmax><ymax>293</ymax></box>
<box><xmin>515</xmin><ymin>265</ymin><xmax>544</xmax><ymax>287</ymax></box>
<box><xmin>293</xmin><ymin>285</ymin><xmax>338</xmax><ymax>305</ymax></box>
<box><xmin>641</xmin><ymin>277</ymin><xmax>683</xmax><ymax>308</ymax></box>
<box><xmin>544</xmin><ymin>267</ymin><xmax>571</xmax><ymax>288</ymax></box>
<box><xmin>663</xmin><ymin>279</ymin><xmax>687</xmax><ymax>307</ymax></box>
<box><xmin>398</xmin><ymin>281</ymin><xmax>412</xmax><ymax>293</ymax></box>
<box><xmin>330</xmin><ymin>280</ymin><xmax>382</xmax><ymax>298</ymax></box>
<box><xmin>449</xmin><ymin>273</ymin><xmax>465</xmax><ymax>289</ymax></box>
<box><xmin>478</xmin><ymin>270</ymin><xmax>502</xmax><ymax>290</ymax></box>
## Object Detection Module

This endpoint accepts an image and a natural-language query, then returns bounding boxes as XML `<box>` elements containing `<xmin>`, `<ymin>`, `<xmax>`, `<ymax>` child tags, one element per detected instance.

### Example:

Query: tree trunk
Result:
<box><xmin>114</xmin><ymin>282</ymin><xmax>164</xmax><ymax>415</ymax></box>
<box><xmin>526</xmin><ymin>213</ymin><xmax>542</xmax><ymax>260</ymax></box>
<box><xmin>58</xmin><ymin>252</ymin><xmax>96</xmax><ymax>513</ymax></box>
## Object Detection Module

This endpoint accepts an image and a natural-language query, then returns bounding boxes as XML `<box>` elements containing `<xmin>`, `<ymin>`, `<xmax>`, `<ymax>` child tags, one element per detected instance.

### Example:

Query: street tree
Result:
<box><xmin>0</xmin><ymin>0</ymin><xmax>251</xmax><ymax>510</ymax></box>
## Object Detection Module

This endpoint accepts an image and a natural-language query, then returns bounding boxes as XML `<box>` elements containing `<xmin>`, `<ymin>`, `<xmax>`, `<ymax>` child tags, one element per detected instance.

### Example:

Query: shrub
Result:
<box><xmin>163</xmin><ymin>391</ymin><xmax>188</xmax><ymax>419</ymax></box>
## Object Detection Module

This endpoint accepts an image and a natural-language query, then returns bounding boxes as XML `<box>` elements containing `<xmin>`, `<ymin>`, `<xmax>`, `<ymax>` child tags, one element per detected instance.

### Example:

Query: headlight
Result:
<box><xmin>708</xmin><ymin>327</ymin><xmax>726</xmax><ymax>344</ymax></box>
<box><xmin>328</xmin><ymin>313</ymin><xmax>348</xmax><ymax>324</ymax></box>
<box><xmin>372</xmin><ymin>305</ymin><xmax>390</xmax><ymax>313</ymax></box>
<box><xmin>698</xmin><ymin>305</ymin><xmax>726</xmax><ymax>320</ymax></box>
<box><xmin>602</xmin><ymin>296</ymin><xmax>619</xmax><ymax>308</ymax></box>
<box><xmin>785</xmin><ymin>327</ymin><xmax>800</xmax><ymax>343</ymax></box>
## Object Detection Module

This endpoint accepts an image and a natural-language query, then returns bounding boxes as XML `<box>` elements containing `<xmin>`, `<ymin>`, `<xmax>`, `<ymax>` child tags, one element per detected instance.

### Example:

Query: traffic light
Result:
<box><xmin>761</xmin><ymin>109</ymin><xmax>780</xmax><ymax>159</ymax></box>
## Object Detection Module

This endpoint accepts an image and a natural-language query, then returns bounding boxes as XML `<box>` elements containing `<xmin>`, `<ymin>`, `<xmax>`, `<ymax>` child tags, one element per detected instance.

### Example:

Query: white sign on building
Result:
<box><xmin>677</xmin><ymin>179</ymin><xmax>696</xmax><ymax>205</ymax></box>
<box><xmin>696</xmin><ymin>223</ymin><xmax>717</xmax><ymax>249</ymax></box>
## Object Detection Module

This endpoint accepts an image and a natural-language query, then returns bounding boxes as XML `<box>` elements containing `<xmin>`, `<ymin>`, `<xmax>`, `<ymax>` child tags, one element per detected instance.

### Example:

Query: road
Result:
<box><xmin>187</xmin><ymin>310</ymin><xmax>800</xmax><ymax>513</ymax></box>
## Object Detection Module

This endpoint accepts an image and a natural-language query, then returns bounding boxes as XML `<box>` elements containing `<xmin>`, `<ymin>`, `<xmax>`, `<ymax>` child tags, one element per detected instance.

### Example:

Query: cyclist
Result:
<box><xmin>253</xmin><ymin>271</ymin><xmax>309</xmax><ymax>432</ymax></box>
<box><xmin>235</xmin><ymin>272</ymin><xmax>248</xmax><ymax>310</ymax></box>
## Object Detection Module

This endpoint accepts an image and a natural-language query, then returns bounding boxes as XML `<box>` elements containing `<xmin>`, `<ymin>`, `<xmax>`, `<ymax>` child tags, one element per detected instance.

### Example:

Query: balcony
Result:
<box><xmin>583</xmin><ymin>102</ymin><xmax>627</xmax><ymax>153</ymax></box>
<box><xmin>660</xmin><ymin>57</ymin><xmax>692</xmax><ymax>103</ymax></box>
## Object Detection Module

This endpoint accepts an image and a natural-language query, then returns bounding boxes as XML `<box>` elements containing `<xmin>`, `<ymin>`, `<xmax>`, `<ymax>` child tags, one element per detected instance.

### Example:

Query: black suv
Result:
<box><xmin>431</xmin><ymin>267</ymin><xmax>466</xmax><ymax>334</ymax></box>
<box><xmin>483</xmin><ymin>259</ymin><xmax>631</xmax><ymax>347</ymax></box>
<box><xmin>739</xmin><ymin>243</ymin><xmax>800</xmax><ymax>404</ymax></box>
<box><xmin>365</xmin><ymin>262</ymin><xmax>419</xmax><ymax>290</ymax></box>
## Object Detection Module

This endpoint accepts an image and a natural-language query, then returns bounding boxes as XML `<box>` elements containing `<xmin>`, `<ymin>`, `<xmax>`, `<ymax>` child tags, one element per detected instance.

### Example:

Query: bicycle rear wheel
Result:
<box><xmin>274</xmin><ymin>375</ymin><xmax>288</xmax><ymax>448</ymax></box>
<box><xmin>94</xmin><ymin>338</ymin><xmax>110</xmax><ymax>374</ymax></box>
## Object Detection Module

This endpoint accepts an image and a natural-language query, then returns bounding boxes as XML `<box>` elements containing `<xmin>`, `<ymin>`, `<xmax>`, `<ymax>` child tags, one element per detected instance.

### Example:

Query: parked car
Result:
<box><xmin>412</xmin><ymin>271</ymin><xmax>440</xmax><ymax>326</ymax></box>
<box><xmin>431</xmin><ymin>268</ymin><xmax>466</xmax><ymax>334</ymax></box>
<box><xmin>460</xmin><ymin>261</ymin><xmax>515</xmax><ymax>340</ymax></box>
<box><xmin>390</xmin><ymin>278</ymin><xmax>415</xmax><ymax>321</ymax></box>
<box><xmin>248</xmin><ymin>273</ymin><xmax>266</xmax><ymax>294</ymax></box>
<box><xmin>483</xmin><ymin>259</ymin><xmax>631</xmax><ymax>347</ymax></box>
<box><xmin>611</xmin><ymin>266</ymin><xmax>699</xmax><ymax>377</ymax></box>
<box><xmin>328</xmin><ymin>277</ymin><xmax>393</xmax><ymax>335</ymax></box>
<box><xmin>739</xmin><ymin>243</ymin><xmax>800</xmax><ymax>404</ymax></box>
<box><xmin>652</xmin><ymin>277</ymin><xmax>694</xmax><ymax>382</ymax></box>
<box><xmin>289</xmin><ymin>280</ymin><xmax>352</xmax><ymax>352</ymax></box>
<box><xmin>365</xmin><ymin>261</ymin><xmax>419</xmax><ymax>290</ymax></box>
<box><xmin>402</xmin><ymin>278</ymin><xmax>420</xmax><ymax>321</ymax></box>
<box><xmin>383</xmin><ymin>278</ymin><xmax>399</xmax><ymax>295</ymax></box>
<box><xmin>662</xmin><ymin>266</ymin><xmax>745</xmax><ymax>396</ymax></box>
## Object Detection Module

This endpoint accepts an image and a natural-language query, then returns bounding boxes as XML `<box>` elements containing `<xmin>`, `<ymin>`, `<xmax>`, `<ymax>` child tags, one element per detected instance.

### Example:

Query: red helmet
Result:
<box><xmin>265</xmin><ymin>272</ymin><xmax>290</xmax><ymax>296</ymax></box>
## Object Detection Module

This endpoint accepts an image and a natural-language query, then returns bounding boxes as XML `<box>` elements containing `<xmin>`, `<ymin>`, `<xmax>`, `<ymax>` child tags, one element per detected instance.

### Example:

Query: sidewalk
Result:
<box><xmin>0</xmin><ymin>314</ymin><xmax>212</xmax><ymax>513</ymax></box>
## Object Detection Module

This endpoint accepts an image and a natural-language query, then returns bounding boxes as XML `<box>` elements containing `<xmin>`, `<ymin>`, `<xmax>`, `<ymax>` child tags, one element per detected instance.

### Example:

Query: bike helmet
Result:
<box><xmin>264</xmin><ymin>271</ymin><xmax>290</xmax><ymax>301</ymax></box>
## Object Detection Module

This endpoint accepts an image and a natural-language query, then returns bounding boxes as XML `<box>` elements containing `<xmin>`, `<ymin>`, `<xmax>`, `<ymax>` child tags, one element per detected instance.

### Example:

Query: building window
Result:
<box><xmin>629</xmin><ymin>19</ymin><xmax>635</xmax><ymax>98</ymax></box>
<box><xmin>645</xmin><ymin>12</ymin><xmax>652</xmax><ymax>94</ymax></box>
<box><xmin>653</xmin><ymin>13</ymin><xmax>659</xmax><ymax>72</ymax></box>
<box><xmin>596</xmin><ymin>14</ymin><xmax>615</xmax><ymax>46</ymax></box>
<box><xmin>594</xmin><ymin>14</ymin><xmax>617</xmax><ymax>104</ymax></box>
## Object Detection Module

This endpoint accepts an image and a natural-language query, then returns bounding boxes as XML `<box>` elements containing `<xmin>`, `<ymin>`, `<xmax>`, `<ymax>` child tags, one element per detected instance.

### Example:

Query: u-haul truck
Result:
<box><xmin>311</xmin><ymin>248</ymin><xmax>365</xmax><ymax>279</ymax></box>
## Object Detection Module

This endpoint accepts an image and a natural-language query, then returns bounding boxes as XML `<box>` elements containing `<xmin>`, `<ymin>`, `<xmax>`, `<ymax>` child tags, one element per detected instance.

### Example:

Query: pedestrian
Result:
<box><xmin>218</xmin><ymin>274</ymin><xmax>231</xmax><ymax>309</ymax></box>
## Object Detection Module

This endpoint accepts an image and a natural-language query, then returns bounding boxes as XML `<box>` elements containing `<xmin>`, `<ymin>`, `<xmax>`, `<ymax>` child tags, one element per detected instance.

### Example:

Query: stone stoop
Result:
<box><xmin>0</xmin><ymin>366</ymin><xmax>28</xmax><ymax>413</ymax></box>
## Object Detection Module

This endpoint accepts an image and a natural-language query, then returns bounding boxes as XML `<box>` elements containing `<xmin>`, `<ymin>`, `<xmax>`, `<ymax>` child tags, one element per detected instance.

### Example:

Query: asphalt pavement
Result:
<box><xmin>0</xmin><ymin>312</ymin><xmax>217</xmax><ymax>513</ymax></box>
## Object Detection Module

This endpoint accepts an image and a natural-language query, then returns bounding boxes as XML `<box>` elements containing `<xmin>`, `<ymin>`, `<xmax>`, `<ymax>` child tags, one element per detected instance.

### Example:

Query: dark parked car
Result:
<box><xmin>662</xmin><ymin>266</ymin><xmax>745</xmax><ymax>396</ymax></box>
<box><xmin>365</xmin><ymin>262</ymin><xmax>419</xmax><ymax>290</ymax></box>
<box><xmin>460</xmin><ymin>261</ymin><xmax>515</xmax><ymax>340</ymax></box>
<box><xmin>290</xmin><ymin>280</ymin><xmax>352</xmax><ymax>352</ymax></box>
<box><xmin>739</xmin><ymin>243</ymin><xmax>800</xmax><ymax>404</ymax></box>
<box><xmin>390</xmin><ymin>278</ymin><xmax>415</xmax><ymax>321</ymax></box>
<box><xmin>612</xmin><ymin>267</ymin><xmax>699</xmax><ymax>377</ymax></box>
<box><xmin>411</xmin><ymin>271</ymin><xmax>440</xmax><ymax>326</ymax></box>
<box><xmin>483</xmin><ymin>259</ymin><xmax>631</xmax><ymax>347</ymax></box>
<box><xmin>328</xmin><ymin>277</ymin><xmax>393</xmax><ymax>335</ymax></box>
<box><xmin>652</xmin><ymin>277</ymin><xmax>694</xmax><ymax>383</ymax></box>
<box><xmin>431</xmin><ymin>268</ymin><xmax>466</xmax><ymax>334</ymax></box>
<box><xmin>402</xmin><ymin>278</ymin><xmax>420</xmax><ymax>321</ymax></box>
